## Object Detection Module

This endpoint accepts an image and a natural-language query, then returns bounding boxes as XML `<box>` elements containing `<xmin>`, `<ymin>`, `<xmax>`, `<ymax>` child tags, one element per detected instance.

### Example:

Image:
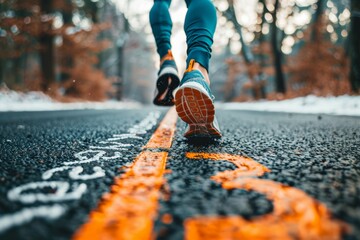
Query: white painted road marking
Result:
<box><xmin>0</xmin><ymin>111</ymin><xmax>161</xmax><ymax>234</ymax></box>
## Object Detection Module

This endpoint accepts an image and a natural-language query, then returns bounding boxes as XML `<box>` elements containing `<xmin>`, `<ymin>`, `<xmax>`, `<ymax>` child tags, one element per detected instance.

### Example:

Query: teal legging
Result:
<box><xmin>149</xmin><ymin>0</ymin><xmax>217</xmax><ymax>72</ymax></box>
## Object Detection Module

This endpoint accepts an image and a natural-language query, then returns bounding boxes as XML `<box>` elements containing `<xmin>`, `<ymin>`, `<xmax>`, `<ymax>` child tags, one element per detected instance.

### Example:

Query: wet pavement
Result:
<box><xmin>0</xmin><ymin>108</ymin><xmax>359</xmax><ymax>239</ymax></box>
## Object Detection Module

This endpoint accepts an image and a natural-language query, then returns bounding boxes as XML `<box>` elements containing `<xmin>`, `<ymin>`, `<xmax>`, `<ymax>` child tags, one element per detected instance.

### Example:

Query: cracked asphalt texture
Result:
<box><xmin>0</xmin><ymin>108</ymin><xmax>359</xmax><ymax>239</ymax></box>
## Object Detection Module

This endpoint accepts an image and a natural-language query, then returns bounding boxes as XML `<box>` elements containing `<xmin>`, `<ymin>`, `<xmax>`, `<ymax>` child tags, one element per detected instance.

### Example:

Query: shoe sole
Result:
<box><xmin>153</xmin><ymin>67</ymin><xmax>180</xmax><ymax>106</ymax></box>
<box><xmin>175</xmin><ymin>83</ymin><xmax>221</xmax><ymax>139</ymax></box>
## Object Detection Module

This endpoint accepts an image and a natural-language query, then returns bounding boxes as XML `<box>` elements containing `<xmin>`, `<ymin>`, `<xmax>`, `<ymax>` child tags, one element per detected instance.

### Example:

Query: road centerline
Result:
<box><xmin>73</xmin><ymin>108</ymin><xmax>178</xmax><ymax>240</ymax></box>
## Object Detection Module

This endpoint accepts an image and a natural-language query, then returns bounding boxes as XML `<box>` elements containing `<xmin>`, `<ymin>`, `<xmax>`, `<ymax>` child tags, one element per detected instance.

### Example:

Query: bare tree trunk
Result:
<box><xmin>222</xmin><ymin>1</ymin><xmax>254</xmax><ymax>63</ymax></box>
<box><xmin>0</xmin><ymin>2</ymin><xmax>4</xmax><ymax>86</ymax></box>
<box><xmin>271</xmin><ymin>0</ymin><xmax>286</xmax><ymax>93</ymax></box>
<box><xmin>39</xmin><ymin>0</ymin><xmax>56</xmax><ymax>92</ymax></box>
<box><xmin>220</xmin><ymin>0</ymin><xmax>266</xmax><ymax>100</ymax></box>
<box><xmin>0</xmin><ymin>58</ymin><xmax>3</xmax><ymax>86</ymax></box>
<box><xmin>115</xmin><ymin>43</ymin><xmax>124</xmax><ymax>101</ymax></box>
<box><xmin>60</xmin><ymin>0</ymin><xmax>74</xmax><ymax>83</ymax></box>
<box><xmin>259</xmin><ymin>0</ymin><xmax>268</xmax><ymax>66</ymax></box>
<box><xmin>14</xmin><ymin>57</ymin><xmax>23</xmax><ymax>85</ymax></box>
<box><xmin>350</xmin><ymin>0</ymin><xmax>360</xmax><ymax>92</ymax></box>
<box><xmin>257</xmin><ymin>0</ymin><xmax>270</xmax><ymax>98</ymax></box>
<box><xmin>311</xmin><ymin>0</ymin><xmax>326</xmax><ymax>41</ymax></box>
<box><xmin>116</xmin><ymin>15</ymin><xmax>131</xmax><ymax>101</ymax></box>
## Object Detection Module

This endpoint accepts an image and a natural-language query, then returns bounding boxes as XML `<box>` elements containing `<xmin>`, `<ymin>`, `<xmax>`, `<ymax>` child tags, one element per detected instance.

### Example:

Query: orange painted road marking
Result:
<box><xmin>73</xmin><ymin>108</ymin><xmax>177</xmax><ymax>240</ymax></box>
<box><xmin>74</xmin><ymin>110</ymin><xmax>350</xmax><ymax>240</ymax></box>
<box><xmin>185</xmin><ymin>152</ymin><xmax>350</xmax><ymax>240</ymax></box>
<box><xmin>145</xmin><ymin>108</ymin><xmax>177</xmax><ymax>149</ymax></box>
<box><xmin>186</xmin><ymin>153</ymin><xmax>270</xmax><ymax>179</ymax></box>
<box><xmin>161</xmin><ymin>213</ymin><xmax>173</xmax><ymax>224</ymax></box>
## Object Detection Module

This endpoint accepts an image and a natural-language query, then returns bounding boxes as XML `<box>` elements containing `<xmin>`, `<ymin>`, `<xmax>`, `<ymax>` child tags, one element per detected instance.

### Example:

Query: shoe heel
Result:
<box><xmin>175</xmin><ymin>87</ymin><xmax>214</xmax><ymax>125</ymax></box>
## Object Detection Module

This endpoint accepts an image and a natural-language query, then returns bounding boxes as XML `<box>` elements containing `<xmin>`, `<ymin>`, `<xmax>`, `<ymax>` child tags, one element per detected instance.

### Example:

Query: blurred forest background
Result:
<box><xmin>0</xmin><ymin>0</ymin><xmax>359</xmax><ymax>103</ymax></box>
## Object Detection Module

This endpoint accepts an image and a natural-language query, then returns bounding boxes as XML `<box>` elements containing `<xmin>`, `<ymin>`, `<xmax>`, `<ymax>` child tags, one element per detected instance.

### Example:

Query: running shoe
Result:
<box><xmin>174</xmin><ymin>59</ymin><xmax>222</xmax><ymax>139</ymax></box>
<box><xmin>153</xmin><ymin>50</ymin><xmax>180</xmax><ymax>106</ymax></box>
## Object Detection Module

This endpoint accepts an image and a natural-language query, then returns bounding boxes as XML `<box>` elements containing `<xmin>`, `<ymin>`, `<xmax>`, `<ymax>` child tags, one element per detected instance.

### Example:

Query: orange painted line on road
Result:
<box><xmin>185</xmin><ymin>152</ymin><xmax>350</xmax><ymax>240</ymax></box>
<box><xmin>144</xmin><ymin>107</ymin><xmax>177</xmax><ymax>149</ymax></box>
<box><xmin>73</xmin><ymin>108</ymin><xmax>177</xmax><ymax>240</ymax></box>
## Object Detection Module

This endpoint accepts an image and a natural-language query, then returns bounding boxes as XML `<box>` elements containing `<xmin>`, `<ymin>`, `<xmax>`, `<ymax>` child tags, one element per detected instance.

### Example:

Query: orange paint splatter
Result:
<box><xmin>186</xmin><ymin>152</ymin><xmax>270</xmax><ymax>179</ymax></box>
<box><xmin>73</xmin><ymin>109</ymin><xmax>177</xmax><ymax>240</ymax></box>
<box><xmin>185</xmin><ymin>152</ymin><xmax>350</xmax><ymax>240</ymax></box>
<box><xmin>161</xmin><ymin>213</ymin><xmax>173</xmax><ymax>224</ymax></box>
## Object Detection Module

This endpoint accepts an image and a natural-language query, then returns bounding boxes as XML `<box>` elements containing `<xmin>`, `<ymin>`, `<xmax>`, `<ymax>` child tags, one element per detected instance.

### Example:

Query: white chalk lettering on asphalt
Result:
<box><xmin>89</xmin><ymin>134</ymin><xmax>143</xmax><ymax>151</ymax></box>
<box><xmin>0</xmin><ymin>205</ymin><xmax>66</xmax><ymax>233</ymax></box>
<box><xmin>7</xmin><ymin>182</ymin><xmax>87</xmax><ymax>204</ymax></box>
<box><xmin>128</xmin><ymin>111</ymin><xmax>161</xmax><ymax>134</ymax></box>
<box><xmin>102</xmin><ymin>152</ymin><xmax>122</xmax><ymax>160</ymax></box>
<box><xmin>42</xmin><ymin>166</ymin><xmax>105</xmax><ymax>181</ymax></box>
<box><xmin>69</xmin><ymin>166</ymin><xmax>105</xmax><ymax>180</ymax></box>
<box><xmin>42</xmin><ymin>166</ymin><xmax>74</xmax><ymax>180</ymax></box>
<box><xmin>108</xmin><ymin>134</ymin><xmax>143</xmax><ymax>141</ymax></box>
<box><xmin>89</xmin><ymin>142</ymin><xmax>131</xmax><ymax>150</ymax></box>
<box><xmin>63</xmin><ymin>150</ymin><xmax>107</xmax><ymax>165</ymax></box>
<box><xmin>1</xmin><ymin>111</ymin><xmax>161</xmax><ymax>234</ymax></box>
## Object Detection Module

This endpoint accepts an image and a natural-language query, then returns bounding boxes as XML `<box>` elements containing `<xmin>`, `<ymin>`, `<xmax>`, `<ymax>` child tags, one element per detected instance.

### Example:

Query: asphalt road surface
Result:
<box><xmin>0</xmin><ymin>108</ymin><xmax>359</xmax><ymax>240</ymax></box>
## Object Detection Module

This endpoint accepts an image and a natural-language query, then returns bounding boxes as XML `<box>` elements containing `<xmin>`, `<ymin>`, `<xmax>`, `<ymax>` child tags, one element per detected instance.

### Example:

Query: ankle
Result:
<box><xmin>160</xmin><ymin>50</ymin><xmax>174</xmax><ymax>66</ymax></box>
<box><xmin>192</xmin><ymin>62</ymin><xmax>210</xmax><ymax>85</ymax></box>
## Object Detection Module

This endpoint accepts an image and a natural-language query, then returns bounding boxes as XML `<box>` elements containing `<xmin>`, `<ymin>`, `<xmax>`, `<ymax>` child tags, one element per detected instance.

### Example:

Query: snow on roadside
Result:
<box><xmin>1</xmin><ymin>90</ymin><xmax>359</xmax><ymax>116</ymax></box>
<box><xmin>219</xmin><ymin>95</ymin><xmax>360</xmax><ymax>116</ymax></box>
<box><xmin>0</xmin><ymin>90</ymin><xmax>141</xmax><ymax>112</ymax></box>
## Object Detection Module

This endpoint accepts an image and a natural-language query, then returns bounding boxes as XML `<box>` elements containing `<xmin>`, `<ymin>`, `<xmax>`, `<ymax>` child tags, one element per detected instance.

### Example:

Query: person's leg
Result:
<box><xmin>175</xmin><ymin>0</ymin><xmax>221</xmax><ymax>139</ymax></box>
<box><xmin>184</xmin><ymin>0</ymin><xmax>217</xmax><ymax>84</ymax></box>
<box><xmin>150</xmin><ymin>0</ymin><xmax>173</xmax><ymax>59</ymax></box>
<box><xmin>150</xmin><ymin>0</ymin><xmax>180</xmax><ymax>106</ymax></box>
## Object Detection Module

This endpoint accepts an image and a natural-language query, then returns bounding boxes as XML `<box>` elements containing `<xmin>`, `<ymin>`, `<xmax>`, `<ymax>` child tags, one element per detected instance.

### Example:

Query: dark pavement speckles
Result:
<box><xmin>157</xmin><ymin>110</ymin><xmax>360</xmax><ymax>240</ymax></box>
<box><xmin>0</xmin><ymin>110</ymin><xmax>160</xmax><ymax>240</ymax></box>
<box><xmin>0</xmin><ymin>109</ymin><xmax>359</xmax><ymax>240</ymax></box>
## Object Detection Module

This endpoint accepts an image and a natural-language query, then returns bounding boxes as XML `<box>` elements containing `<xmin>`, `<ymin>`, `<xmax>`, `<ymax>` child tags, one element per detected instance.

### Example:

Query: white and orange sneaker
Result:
<box><xmin>174</xmin><ymin>59</ymin><xmax>222</xmax><ymax>139</ymax></box>
<box><xmin>153</xmin><ymin>50</ymin><xmax>180</xmax><ymax>106</ymax></box>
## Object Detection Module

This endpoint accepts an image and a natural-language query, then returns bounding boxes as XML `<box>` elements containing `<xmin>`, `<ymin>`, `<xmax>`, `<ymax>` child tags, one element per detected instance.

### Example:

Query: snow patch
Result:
<box><xmin>219</xmin><ymin>95</ymin><xmax>360</xmax><ymax>116</ymax></box>
<box><xmin>0</xmin><ymin>90</ymin><xmax>141</xmax><ymax>111</ymax></box>
<box><xmin>2</xmin><ymin>90</ymin><xmax>359</xmax><ymax>116</ymax></box>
